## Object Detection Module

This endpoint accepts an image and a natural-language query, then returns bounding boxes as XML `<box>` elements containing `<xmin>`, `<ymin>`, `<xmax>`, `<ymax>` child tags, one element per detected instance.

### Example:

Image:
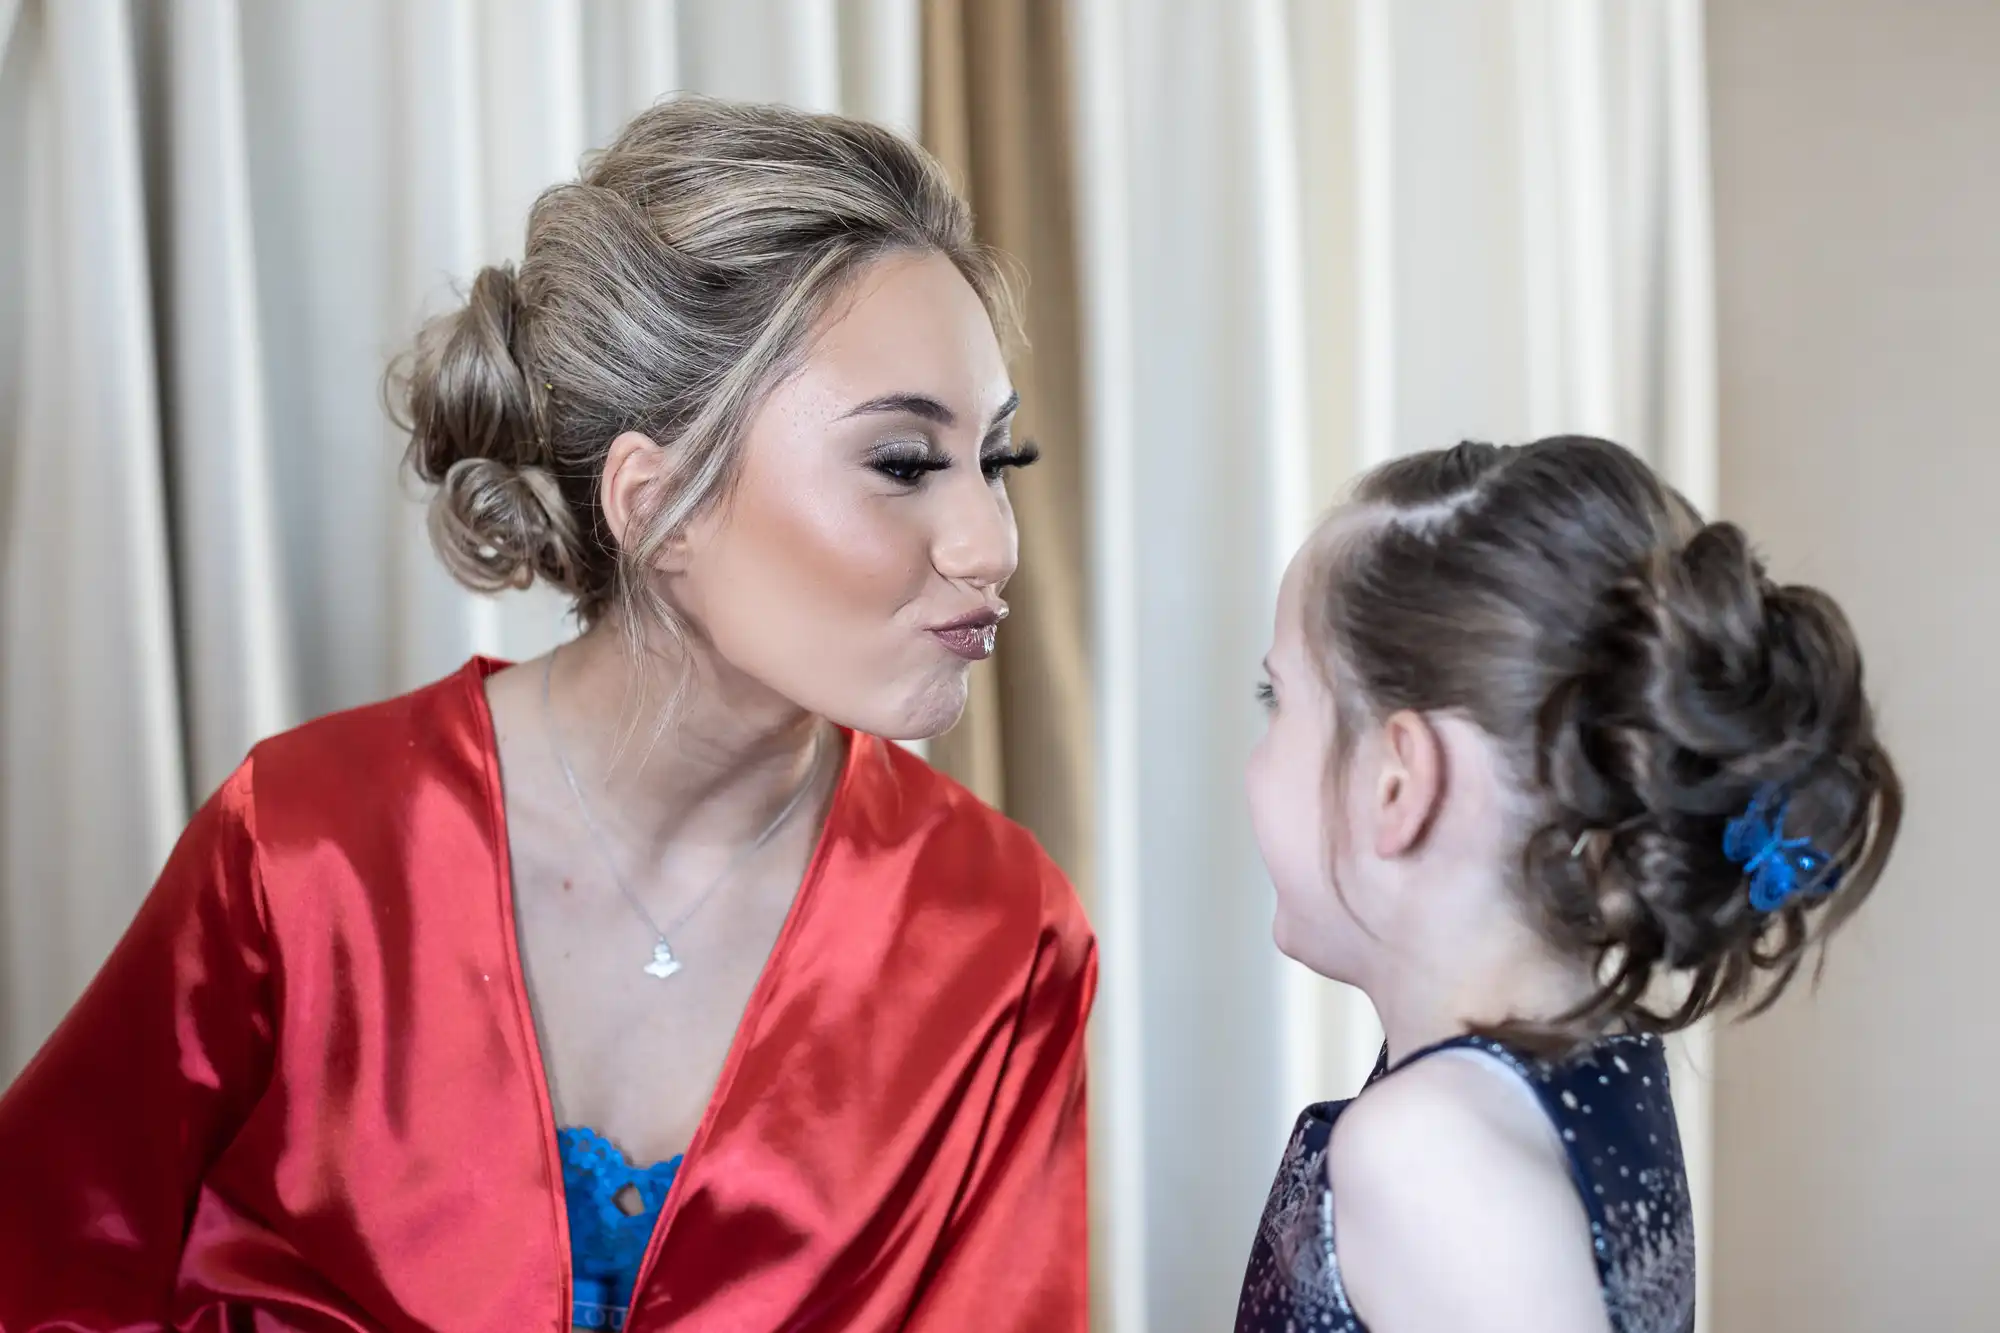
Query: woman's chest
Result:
<box><xmin>508</xmin><ymin>855</ymin><xmax>802</xmax><ymax>1165</ymax></box>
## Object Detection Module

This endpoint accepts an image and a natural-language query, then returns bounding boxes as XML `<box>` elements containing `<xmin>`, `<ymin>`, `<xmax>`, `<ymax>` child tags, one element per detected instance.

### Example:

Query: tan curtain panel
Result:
<box><xmin>919</xmin><ymin>0</ymin><xmax>1093</xmax><ymax>898</ymax></box>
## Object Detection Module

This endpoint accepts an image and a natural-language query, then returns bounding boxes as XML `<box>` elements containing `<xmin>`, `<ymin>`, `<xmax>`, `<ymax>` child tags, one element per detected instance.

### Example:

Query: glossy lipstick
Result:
<box><xmin>930</xmin><ymin>606</ymin><xmax>1005</xmax><ymax>661</ymax></box>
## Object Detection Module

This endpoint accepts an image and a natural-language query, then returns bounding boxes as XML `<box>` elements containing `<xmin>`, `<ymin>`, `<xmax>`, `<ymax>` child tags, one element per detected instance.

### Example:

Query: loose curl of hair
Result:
<box><xmin>389</xmin><ymin>96</ymin><xmax>1018</xmax><ymax>658</ymax></box>
<box><xmin>1305</xmin><ymin>437</ymin><xmax>1902</xmax><ymax>1055</ymax></box>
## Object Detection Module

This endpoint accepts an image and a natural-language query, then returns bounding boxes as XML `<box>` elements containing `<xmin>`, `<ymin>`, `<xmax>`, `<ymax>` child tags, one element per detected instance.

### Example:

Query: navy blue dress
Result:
<box><xmin>1235</xmin><ymin>1033</ymin><xmax>1696</xmax><ymax>1333</ymax></box>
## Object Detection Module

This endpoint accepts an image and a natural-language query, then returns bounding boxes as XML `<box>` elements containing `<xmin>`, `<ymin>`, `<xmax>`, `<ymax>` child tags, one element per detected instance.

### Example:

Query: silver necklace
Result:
<box><xmin>541</xmin><ymin>649</ymin><xmax>824</xmax><ymax>979</ymax></box>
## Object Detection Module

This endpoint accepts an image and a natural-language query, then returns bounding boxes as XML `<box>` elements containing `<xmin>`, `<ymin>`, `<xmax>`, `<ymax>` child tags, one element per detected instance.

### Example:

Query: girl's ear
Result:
<box><xmin>1372</xmin><ymin>709</ymin><xmax>1444</xmax><ymax>858</ymax></box>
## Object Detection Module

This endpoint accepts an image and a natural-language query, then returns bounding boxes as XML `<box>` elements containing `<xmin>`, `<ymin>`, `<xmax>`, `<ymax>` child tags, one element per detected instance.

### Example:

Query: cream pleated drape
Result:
<box><xmin>1069</xmin><ymin>3</ymin><xmax>1720</xmax><ymax>1329</ymax></box>
<box><xmin>0</xmin><ymin>0</ymin><xmax>924</xmax><ymax>1077</ymax></box>
<box><xmin>1</xmin><ymin>0</ymin><xmax>188</xmax><ymax>1078</ymax></box>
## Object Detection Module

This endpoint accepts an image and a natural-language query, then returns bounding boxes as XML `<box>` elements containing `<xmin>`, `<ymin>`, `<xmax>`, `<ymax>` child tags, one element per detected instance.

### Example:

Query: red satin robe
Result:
<box><xmin>0</xmin><ymin>659</ymin><xmax>1096</xmax><ymax>1331</ymax></box>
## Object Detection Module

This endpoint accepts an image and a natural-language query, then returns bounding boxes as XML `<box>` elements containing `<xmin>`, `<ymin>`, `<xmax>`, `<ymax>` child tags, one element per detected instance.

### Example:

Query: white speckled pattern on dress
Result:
<box><xmin>1235</xmin><ymin>1032</ymin><xmax>1696</xmax><ymax>1333</ymax></box>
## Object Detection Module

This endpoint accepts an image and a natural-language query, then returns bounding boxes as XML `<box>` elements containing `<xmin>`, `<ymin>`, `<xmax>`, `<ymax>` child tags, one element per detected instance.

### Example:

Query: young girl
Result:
<box><xmin>1236</xmin><ymin>438</ymin><xmax>1899</xmax><ymax>1333</ymax></box>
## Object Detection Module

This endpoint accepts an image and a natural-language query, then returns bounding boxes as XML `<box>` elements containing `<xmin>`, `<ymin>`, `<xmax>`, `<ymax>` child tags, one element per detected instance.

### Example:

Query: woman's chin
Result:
<box><xmin>841</xmin><ymin>671</ymin><xmax>968</xmax><ymax>743</ymax></box>
<box><xmin>897</xmin><ymin>693</ymin><xmax>970</xmax><ymax>744</ymax></box>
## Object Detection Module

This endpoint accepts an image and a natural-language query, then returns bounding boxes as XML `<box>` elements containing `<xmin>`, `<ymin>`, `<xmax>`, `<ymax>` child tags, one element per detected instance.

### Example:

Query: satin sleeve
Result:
<box><xmin>0</xmin><ymin>759</ymin><xmax>276</xmax><ymax>1326</ymax></box>
<box><xmin>904</xmin><ymin>897</ymin><xmax>1099</xmax><ymax>1332</ymax></box>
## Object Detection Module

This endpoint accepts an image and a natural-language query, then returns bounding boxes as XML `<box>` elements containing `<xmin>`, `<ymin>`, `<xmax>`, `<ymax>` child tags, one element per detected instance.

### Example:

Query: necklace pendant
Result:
<box><xmin>644</xmin><ymin>939</ymin><xmax>682</xmax><ymax>980</ymax></box>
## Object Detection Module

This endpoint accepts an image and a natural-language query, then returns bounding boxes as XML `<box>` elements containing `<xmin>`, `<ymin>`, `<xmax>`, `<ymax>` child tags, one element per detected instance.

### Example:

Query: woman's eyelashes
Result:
<box><xmin>867</xmin><ymin>444</ymin><xmax>946</xmax><ymax>485</ymax></box>
<box><xmin>982</xmin><ymin>440</ymin><xmax>1040</xmax><ymax>480</ymax></box>
<box><xmin>1255</xmin><ymin>679</ymin><xmax>1277</xmax><ymax>711</ymax></box>
<box><xmin>868</xmin><ymin>438</ymin><xmax>1041</xmax><ymax>488</ymax></box>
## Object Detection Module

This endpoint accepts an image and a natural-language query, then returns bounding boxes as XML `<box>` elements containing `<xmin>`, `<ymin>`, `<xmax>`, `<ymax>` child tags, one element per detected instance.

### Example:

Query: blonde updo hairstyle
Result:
<box><xmin>392</xmin><ymin>97</ymin><xmax>1016</xmax><ymax>653</ymax></box>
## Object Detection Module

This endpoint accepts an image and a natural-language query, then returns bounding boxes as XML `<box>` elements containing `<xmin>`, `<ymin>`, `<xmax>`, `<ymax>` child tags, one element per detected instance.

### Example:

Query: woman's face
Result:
<box><xmin>668</xmin><ymin>251</ymin><xmax>1025</xmax><ymax>740</ymax></box>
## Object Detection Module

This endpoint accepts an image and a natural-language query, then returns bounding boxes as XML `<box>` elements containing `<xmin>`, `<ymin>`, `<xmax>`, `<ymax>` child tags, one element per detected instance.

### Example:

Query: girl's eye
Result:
<box><xmin>981</xmin><ymin>441</ymin><xmax>1042</xmax><ymax>482</ymax></box>
<box><xmin>1255</xmin><ymin>680</ymin><xmax>1277</xmax><ymax>711</ymax></box>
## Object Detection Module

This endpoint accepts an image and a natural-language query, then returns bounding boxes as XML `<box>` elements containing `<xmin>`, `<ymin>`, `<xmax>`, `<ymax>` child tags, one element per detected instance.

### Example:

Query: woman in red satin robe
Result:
<box><xmin>0</xmin><ymin>98</ymin><xmax>1094</xmax><ymax>1332</ymax></box>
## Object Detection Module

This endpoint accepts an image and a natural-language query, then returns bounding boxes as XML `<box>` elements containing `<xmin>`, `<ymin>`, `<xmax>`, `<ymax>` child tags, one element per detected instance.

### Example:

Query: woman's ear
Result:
<box><xmin>1372</xmin><ymin>710</ymin><xmax>1444</xmax><ymax>858</ymax></box>
<box><xmin>601</xmin><ymin>431</ymin><xmax>686</xmax><ymax>571</ymax></box>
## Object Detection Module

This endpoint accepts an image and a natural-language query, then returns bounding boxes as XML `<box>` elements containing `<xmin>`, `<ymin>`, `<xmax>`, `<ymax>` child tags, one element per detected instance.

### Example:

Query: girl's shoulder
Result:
<box><xmin>1329</xmin><ymin>1033</ymin><xmax>1693</xmax><ymax>1332</ymax></box>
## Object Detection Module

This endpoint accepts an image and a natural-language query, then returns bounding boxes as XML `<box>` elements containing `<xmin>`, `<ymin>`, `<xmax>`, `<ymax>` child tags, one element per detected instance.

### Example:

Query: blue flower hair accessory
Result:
<box><xmin>1724</xmin><ymin>784</ymin><xmax>1841</xmax><ymax>912</ymax></box>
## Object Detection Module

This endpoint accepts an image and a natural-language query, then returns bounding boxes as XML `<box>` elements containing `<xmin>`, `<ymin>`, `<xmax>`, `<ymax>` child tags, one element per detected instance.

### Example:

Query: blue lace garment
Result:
<box><xmin>558</xmin><ymin>1126</ymin><xmax>683</xmax><ymax>1330</ymax></box>
<box><xmin>1235</xmin><ymin>1033</ymin><xmax>1696</xmax><ymax>1333</ymax></box>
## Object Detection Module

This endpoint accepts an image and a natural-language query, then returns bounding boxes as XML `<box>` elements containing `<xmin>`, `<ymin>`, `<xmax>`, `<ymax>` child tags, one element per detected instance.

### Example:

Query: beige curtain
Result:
<box><xmin>918</xmin><ymin>0</ymin><xmax>1093</xmax><ymax>896</ymax></box>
